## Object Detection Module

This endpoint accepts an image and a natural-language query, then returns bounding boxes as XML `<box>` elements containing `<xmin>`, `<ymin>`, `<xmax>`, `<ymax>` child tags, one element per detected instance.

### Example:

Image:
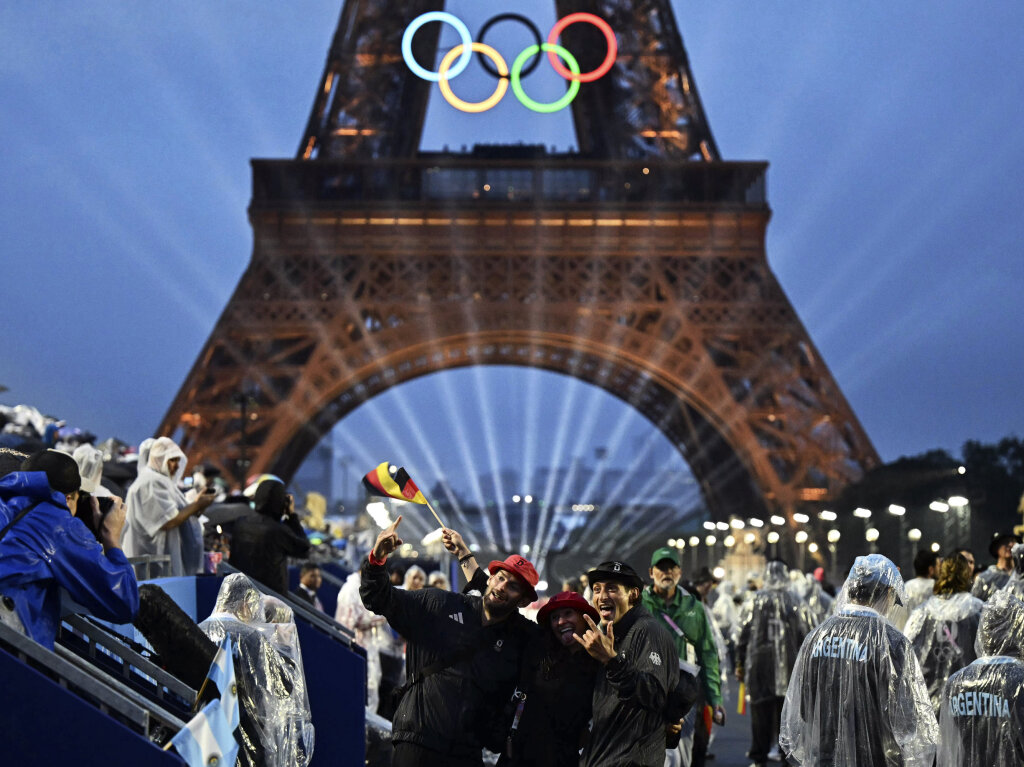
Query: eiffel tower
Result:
<box><xmin>160</xmin><ymin>0</ymin><xmax>879</xmax><ymax>534</ymax></box>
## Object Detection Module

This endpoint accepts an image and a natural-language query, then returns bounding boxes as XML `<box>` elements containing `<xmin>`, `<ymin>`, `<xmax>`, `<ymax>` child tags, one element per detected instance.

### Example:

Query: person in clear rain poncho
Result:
<box><xmin>971</xmin><ymin>532</ymin><xmax>1021</xmax><ymax>601</ymax></box>
<box><xmin>904</xmin><ymin>553</ymin><xmax>984</xmax><ymax>713</ymax></box>
<box><xmin>200</xmin><ymin>572</ymin><xmax>315</xmax><ymax>767</ymax></box>
<box><xmin>735</xmin><ymin>560</ymin><xmax>814</xmax><ymax>767</ymax></box>
<box><xmin>997</xmin><ymin>542</ymin><xmax>1024</xmax><ymax>599</ymax></box>
<box><xmin>122</xmin><ymin>437</ymin><xmax>213</xmax><ymax>577</ymax></box>
<box><xmin>938</xmin><ymin>589</ymin><xmax>1024</xmax><ymax>766</ymax></box>
<box><xmin>780</xmin><ymin>554</ymin><xmax>939</xmax><ymax>767</ymax></box>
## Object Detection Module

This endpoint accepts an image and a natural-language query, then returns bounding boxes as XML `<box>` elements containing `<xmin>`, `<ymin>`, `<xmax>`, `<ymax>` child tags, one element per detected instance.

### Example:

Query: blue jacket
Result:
<box><xmin>0</xmin><ymin>471</ymin><xmax>139</xmax><ymax>649</ymax></box>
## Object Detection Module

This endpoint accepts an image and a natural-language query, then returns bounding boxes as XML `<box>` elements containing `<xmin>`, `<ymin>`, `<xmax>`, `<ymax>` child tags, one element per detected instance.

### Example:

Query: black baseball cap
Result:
<box><xmin>587</xmin><ymin>560</ymin><xmax>644</xmax><ymax>590</ymax></box>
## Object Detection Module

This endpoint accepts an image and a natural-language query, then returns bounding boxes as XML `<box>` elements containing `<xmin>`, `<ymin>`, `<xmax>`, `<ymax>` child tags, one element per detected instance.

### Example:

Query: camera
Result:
<box><xmin>97</xmin><ymin>496</ymin><xmax>115</xmax><ymax>516</ymax></box>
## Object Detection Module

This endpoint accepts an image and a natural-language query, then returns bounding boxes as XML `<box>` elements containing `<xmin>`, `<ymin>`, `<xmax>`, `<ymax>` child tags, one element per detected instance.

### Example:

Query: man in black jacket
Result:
<box><xmin>577</xmin><ymin>560</ymin><xmax>680</xmax><ymax>767</ymax></box>
<box><xmin>229</xmin><ymin>479</ymin><xmax>310</xmax><ymax>594</ymax></box>
<box><xmin>360</xmin><ymin>515</ymin><xmax>539</xmax><ymax>767</ymax></box>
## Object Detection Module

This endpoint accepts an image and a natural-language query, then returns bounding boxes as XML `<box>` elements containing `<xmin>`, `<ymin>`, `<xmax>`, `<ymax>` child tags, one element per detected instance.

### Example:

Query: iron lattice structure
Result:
<box><xmin>161</xmin><ymin>0</ymin><xmax>879</xmax><ymax>536</ymax></box>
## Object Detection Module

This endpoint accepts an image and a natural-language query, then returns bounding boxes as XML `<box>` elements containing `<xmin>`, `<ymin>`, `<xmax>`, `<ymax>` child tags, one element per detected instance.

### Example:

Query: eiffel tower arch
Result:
<box><xmin>160</xmin><ymin>0</ymin><xmax>879</xmax><ymax>527</ymax></box>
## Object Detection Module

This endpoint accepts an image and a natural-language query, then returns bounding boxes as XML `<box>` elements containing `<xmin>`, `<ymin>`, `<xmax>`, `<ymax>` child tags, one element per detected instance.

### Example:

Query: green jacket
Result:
<box><xmin>641</xmin><ymin>585</ymin><xmax>722</xmax><ymax>707</ymax></box>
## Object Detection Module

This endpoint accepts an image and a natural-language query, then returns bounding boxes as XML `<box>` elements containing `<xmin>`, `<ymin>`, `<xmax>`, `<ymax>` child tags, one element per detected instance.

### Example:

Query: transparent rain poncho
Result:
<box><xmin>937</xmin><ymin>590</ymin><xmax>1024</xmax><ymax>766</ymax></box>
<box><xmin>123</xmin><ymin>436</ymin><xmax>202</xmax><ymax>576</ymax></box>
<box><xmin>905</xmin><ymin>591</ymin><xmax>984</xmax><ymax>712</ymax></box>
<box><xmin>780</xmin><ymin>554</ymin><xmax>939</xmax><ymax>767</ymax></box>
<box><xmin>334</xmin><ymin>571</ymin><xmax>394</xmax><ymax>713</ymax></box>
<box><xmin>998</xmin><ymin>542</ymin><xmax>1024</xmax><ymax>599</ymax></box>
<box><xmin>200</xmin><ymin>573</ymin><xmax>315</xmax><ymax>767</ymax></box>
<box><xmin>790</xmin><ymin>571</ymin><xmax>834</xmax><ymax>628</ymax></box>
<box><xmin>736</xmin><ymin>561</ymin><xmax>815</xmax><ymax>703</ymax></box>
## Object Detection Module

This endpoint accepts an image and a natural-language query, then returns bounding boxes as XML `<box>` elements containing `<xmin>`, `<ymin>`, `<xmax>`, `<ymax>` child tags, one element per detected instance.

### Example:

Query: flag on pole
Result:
<box><xmin>363</xmin><ymin>462</ymin><xmax>427</xmax><ymax>505</ymax></box>
<box><xmin>737</xmin><ymin>682</ymin><xmax>747</xmax><ymax>715</ymax></box>
<box><xmin>171</xmin><ymin>698</ymin><xmax>239</xmax><ymax>767</ymax></box>
<box><xmin>205</xmin><ymin>636</ymin><xmax>238</xmax><ymax>731</ymax></box>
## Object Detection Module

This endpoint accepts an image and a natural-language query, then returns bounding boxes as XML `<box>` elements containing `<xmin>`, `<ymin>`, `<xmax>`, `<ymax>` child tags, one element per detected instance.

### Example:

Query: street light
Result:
<box><xmin>819</xmin><ymin>510</ymin><xmax>838</xmax><ymax>521</ymax></box>
<box><xmin>853</xmin><ymin>508</ymin><xmax>872</xmax><ymax>519</ymax></box>
<box><xmin>793</xmin><ymin>513</ymin><xmax>810</xmax><ymax>524</ymax></box>
<box><xmin>929</xmin><ymin>501</ymin><xmax>949</xmax><ymax>512</ymax></box>
<box><xmin>668</xmin><ymin>538</ymin><xmax>676</xmax><ymax>547</ymax></box>
<box><xmin>931</xmin><ymin>542</ymin><xmax>941</xmax><ymax>553</ymax></box>
<box><xmin>689</xmin><ymin>536</ymin><xmax>700</xmax><ymax>547</ymax></box>
<box><xmin>716</xmin><ymin>521</ymin><xmax>730</xmax><ymax>532</ymax></box>
<box><xmin>744</xmin><ymin>532</ymin><xmax>756</xmax><ymax>545</ymax></box>
<box><xmin>731</xmin><ymin>519</ymin><xmax>745</xmax><ymax>529</ymax></box>
<box><xmin>749</xmin><ymin>518</ymin><xmax>765</xmax><ymax>528</ymax></box>
<box><xmin>706</xmin><ymin>535</ymin><xmax>717</xmax><ymax>546</ymax></box>
<box><xmin>908</xmin><ymin>528</ymin><xmax>922</xmax><ymax>541</ymax></box>
<box><xmin>808</xmin><ymin>542</ymin><xmax>819</xmax><ymax>554</ymax></box>
<box><xmin>827</xmin><ymin>529</ymin><xmax>841</xmax><ymax>543</ymax></box>
<box><xmin>887</xmin><ymin>504</ymin><xmax>906</xmax><ymax>516</ymax></box>
<box><xmin>703</xmin><ymin>521</ymin><xmax>716</xmax><ymax>531</ymax></box>
<box><xmin>724</xmin><ymin>535</ymin><xmax>736</xmax><ymax>547</ymax></box>
<box><xmin>767</xmin><ymin>531</ymin><xmax>780</xmax><ymax>544</ymax></box>
<box><xmin>795</xmin><ymin>531</ymin><xmax>809</xmax><ymax>543</ymax></box>
<box><xmin>770</xmin><ymin>515</ymin><xmax>786</xmax><ymax>526</ymax></box>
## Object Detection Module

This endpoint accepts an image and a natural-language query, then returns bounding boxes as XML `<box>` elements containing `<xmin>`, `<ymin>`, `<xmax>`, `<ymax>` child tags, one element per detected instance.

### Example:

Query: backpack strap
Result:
<box><xmin>0</xmin><ymin>499</ymin><xmax>45</xmax><ymax>543</ymax></box>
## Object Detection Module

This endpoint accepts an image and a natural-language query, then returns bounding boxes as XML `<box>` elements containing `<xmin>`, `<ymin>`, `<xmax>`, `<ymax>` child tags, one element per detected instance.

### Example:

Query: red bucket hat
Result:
<box><xmin>488</xmin><ymin>555</ymin><xmax>539</xmax><ymax>602</ymax></box>
<box><xmin>537</xmin><ymin>591</ymin><xmax>599</xmax><ymax>626</ymax></box>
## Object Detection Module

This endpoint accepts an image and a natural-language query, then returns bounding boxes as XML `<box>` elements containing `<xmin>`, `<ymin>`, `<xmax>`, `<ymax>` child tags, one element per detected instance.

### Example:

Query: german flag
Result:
<box><xmin>362</xmin><ymin>462</ymin><xmax>427</xmax><ymax>505</ymax></box>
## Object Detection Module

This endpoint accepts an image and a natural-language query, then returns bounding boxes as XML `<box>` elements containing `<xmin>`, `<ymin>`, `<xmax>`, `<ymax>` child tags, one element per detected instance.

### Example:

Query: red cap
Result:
<box><xmin>488</xmin><ymin>555</ymin><xmax>539</xmax><ymax>602</ymax></box>
<box><xmin>537</xmin><ymin>591</ymin><xmax>599</xmax><ymax>626</ymax></box>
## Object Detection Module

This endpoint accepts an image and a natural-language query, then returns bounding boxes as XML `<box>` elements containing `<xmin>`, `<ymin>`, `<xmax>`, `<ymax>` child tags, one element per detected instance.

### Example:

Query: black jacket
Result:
<box><xmin>581</xmin><ymin>604</ymin><xmax>679</xmax><ymax>767</ymax></box>
<box><xmin>360</xmin><ymin>557</ymin><xmax>537</xmax><ymax>757</ymax></box>
<box><xmin>229</xmin><ymin>514</ymin><xmax>310</xmax><ymax>594</ymax></box>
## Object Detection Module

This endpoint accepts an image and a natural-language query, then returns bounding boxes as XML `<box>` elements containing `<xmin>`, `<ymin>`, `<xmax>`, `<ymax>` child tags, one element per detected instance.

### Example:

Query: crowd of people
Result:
<box><xmin>3</xmin><ymin>419</ymin><xmax>1024</xmax><ymax>766</ymax></box>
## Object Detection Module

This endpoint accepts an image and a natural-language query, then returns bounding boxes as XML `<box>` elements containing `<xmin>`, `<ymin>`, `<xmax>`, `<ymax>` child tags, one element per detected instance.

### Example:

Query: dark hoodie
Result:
<box><xmin>229</xmin><ymin>481</ymin><xmax>310</xmax><ymax>594</ymax></box>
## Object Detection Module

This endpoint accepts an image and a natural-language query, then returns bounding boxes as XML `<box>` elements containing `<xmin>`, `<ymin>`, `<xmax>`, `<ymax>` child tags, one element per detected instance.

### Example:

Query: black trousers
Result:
<box><xmin>748</xmin><ymin>695</ymin><xmax>784</xmax><ymax>764</ymax></box>
<box><xmin>392</xmin><ymin>742</ymin><xmax>482</xmax><ymax>767</ymax></box>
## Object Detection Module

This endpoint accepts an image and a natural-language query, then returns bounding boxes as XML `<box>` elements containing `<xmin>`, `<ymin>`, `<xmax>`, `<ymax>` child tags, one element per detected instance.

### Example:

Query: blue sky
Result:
<box><xmin>2</xmin><ymin>1</ymin><xmax>1022</xmax><ymax>495</ymax></box>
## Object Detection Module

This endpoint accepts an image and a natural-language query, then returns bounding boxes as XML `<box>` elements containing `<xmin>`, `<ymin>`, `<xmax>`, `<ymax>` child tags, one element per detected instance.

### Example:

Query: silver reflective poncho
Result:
<box><xmin>780</xmin><ymin>554</ymin><xmax>939</xmax><ymax>766</ymax></box>
<box><xmin>200</xmin><ymin>573</ymin><xmax>315</xmax><ymax>767</ymax></box>
<box><xmin>938</xmin><ymin>590</ymin><xmax>1024</xmax><ymax>766</ymax></box>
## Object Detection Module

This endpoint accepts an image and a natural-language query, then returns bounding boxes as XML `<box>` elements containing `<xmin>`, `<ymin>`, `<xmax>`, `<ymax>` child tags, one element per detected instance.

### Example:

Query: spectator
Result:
<box><xmin>736</xmin><ymin>560</ymin><xmax>813</xmax><ymax>767</ymax></box>
<box><xmin>123</xmin><ymin>437</ymin><xmax>214</xmax><ymax>577</ymax></box>
<box><xmin>427</xmin><ymin>570</ymin><xmax>450</xmax><ymax>591</ymax></box>
<box><xmin>293</xmin><ymin>562</ymin><xmax>324</xmax><ymax>612</ymax></box>
<box><xmin>905</xmin><ymin>553</ymin><xmax>984</xmax><ymax>712</ymax></box>
<box><xmin>577</xmin><ymin>560</ymin><xmax>679</xmax><ymax>767</ymax></box>
<box><xmin>904</xmin><ymin>549</ymin><xmax>941</xmax><ymax>614</ymax></box>
<box><xmin>230</xmin><ymin>478</ymin><xmax>310</xmax><ymax>594</ymax></box>
<box><xmin>200</xmin><ymin>572</ymin><xmax>314</xmax><ymax>767</ymax></box>
<box><xmin>780</xmin><ymin>554</ymin><xmax>939</xmax><ymax>766</ymax></box>
<box><xmin>643</xmin><ymin>547</ymin><xmax>723</xmax><ymax>767</ymax></box>
<box><xmin>335</xmin><ymin>570</ymin><xmax>394</xmax><ymax>715</ymax></box>
<box><xmin>402</xmin><ymin>565</ymin><xmax>426</xmax><ymax>591</ymax></box>
<box><xmin>0</xmin><ymin>449</ymin><xmax>138</xmax><ymax>649</ymax></box>
<box><xmin>972</xmin><ymin>532</ymin><xmax>1021</xmax><ymax>601</ymax></box>
<box><xmin>938</xmin><ymin>590</ymin><xmax>1024</xmax><ymax>766</ymax></box>
<box><xmin>360</xmin><ymin>516</ymin><xmax>538</xmax><ymax>766</ymax></box>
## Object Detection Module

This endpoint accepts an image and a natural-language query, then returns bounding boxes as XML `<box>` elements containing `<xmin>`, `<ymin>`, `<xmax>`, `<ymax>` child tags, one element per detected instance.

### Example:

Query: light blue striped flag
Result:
<box><xmin>171</xmin><ymin>698</ymin><xmax>239</xmax><ymax>767</ymax></box>
<box><xmin>205</xmin><ymin>636</ymin><xmax>238</xmax><ymax>731</ymax></box>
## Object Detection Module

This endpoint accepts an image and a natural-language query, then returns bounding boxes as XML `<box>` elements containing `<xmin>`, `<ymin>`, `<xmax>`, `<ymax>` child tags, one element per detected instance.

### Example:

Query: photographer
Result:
<box><xmin>229</xmin><ymin>478</ymin><xmax>310</xmax><ymax>595</ymax></box>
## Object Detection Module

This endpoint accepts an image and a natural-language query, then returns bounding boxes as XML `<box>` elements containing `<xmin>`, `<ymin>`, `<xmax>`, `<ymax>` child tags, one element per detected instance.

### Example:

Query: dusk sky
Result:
<box><xmin>2</xmin><ymin>1</ymin><xmax>1022</xmax><ymax>510</ymax></box>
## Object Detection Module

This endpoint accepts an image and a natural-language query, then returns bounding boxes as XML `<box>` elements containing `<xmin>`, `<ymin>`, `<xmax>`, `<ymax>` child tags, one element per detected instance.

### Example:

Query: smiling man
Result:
<box><xmin>643</xmin><ymin>547</ymin><xmax>724</xmax><ymax>767</ymax></box>
<box><xmin>360</xmin><ymin>516</ymin><xmax>539</xmax><ymax>767</ymax></box>
<box><xmin>577</xmin><ymin>560</ymin><xmax>680</xmax><ymax>767</ymax></box>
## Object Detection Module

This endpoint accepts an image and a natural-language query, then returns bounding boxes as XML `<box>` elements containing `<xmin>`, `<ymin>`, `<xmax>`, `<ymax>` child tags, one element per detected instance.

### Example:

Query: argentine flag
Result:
<box><xmin>171</xmin><ymin>636</ymin><xmax>240</xmax><ymax>766</ymax></box>
<box><xmin>171</xmin><ymin>698</ymin><xmax>239</xmax><ymax>766</ymax></box>
<box><xmin>205</xmin><ymin>636</ymin><xmax>238</xmax><ymax>731</ymax></box>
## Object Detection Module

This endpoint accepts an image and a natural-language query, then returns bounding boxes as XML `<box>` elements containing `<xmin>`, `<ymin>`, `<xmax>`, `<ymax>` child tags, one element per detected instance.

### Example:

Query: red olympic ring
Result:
<box><xmin>545</xmin><ymin>13</ymin><xmax>617</xmax><ymax>83</ymax></box>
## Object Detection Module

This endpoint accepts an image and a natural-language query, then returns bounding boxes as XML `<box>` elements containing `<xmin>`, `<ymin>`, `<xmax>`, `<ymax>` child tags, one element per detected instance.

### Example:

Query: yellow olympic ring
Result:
<box><xmin>437</xmin><ymin>43</ymin><xmax>508</xmax><ymax>114</ymax></box>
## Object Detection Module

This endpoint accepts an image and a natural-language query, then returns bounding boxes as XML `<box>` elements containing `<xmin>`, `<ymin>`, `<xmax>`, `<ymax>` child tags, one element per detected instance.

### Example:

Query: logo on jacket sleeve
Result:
<box><xmin>649</xmin><ymin>651</ymin><xmax>662</xmax><ymax>666</ymax></box>
<box><xmin>448</xmin><ymin>612</ymin><xmax>464</xmax><ymax>624</ymax></box>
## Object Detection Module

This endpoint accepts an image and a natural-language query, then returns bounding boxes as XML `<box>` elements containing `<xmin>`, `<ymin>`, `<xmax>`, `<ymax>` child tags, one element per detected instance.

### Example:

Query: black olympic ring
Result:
<box><xmin>476</xmin><ymin>13</ymin><xmax>543</xmax><ymax>80</ymax></box>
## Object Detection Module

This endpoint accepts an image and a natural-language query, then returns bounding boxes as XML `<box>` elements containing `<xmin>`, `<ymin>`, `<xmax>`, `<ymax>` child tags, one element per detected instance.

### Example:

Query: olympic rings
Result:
<box><xmin>476</xmin><ymin>14</ymin><xmax>543</xmax><ymax>80</ymax></box>
<box><xmin>546</xmin><ymin>13</ymin><xmax>617</xmax><ymax>83</ymax></box>
<box><xmin>402</xmin><ymin>12</ymin><xmax>472</xmax><ymax>82</ymax></box>
<box><xmin>402</xmin><ymin>11</ymin><xmax>617</xmax><ymax>113</ymax></box>
<box><xmin>511</xmin><ymin>44</ymin><xmax>580</xmax><ymax>114</ymax></box>
<box><xmin>438</xmin><ymin>43</ymin><xmax>509</xmax><ymax>114</ymax></box>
